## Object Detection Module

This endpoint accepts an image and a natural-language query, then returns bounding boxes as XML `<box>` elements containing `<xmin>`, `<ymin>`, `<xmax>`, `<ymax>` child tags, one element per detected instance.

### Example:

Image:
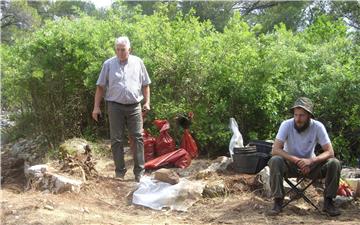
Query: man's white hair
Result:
<box><xmin>115</xmin><ymin>36</ymin><xmax>131</xmax><ymax>49</ymax></box>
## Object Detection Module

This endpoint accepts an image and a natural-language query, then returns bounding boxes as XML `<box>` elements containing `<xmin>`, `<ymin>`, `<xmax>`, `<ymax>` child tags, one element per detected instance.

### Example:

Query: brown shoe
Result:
<box><xmin>323</xmin><ymin>198</ymin><xmax>341</xmax><ymax>217</ymax></box>
<box><xmin>266</xmin><ymin>198</ymin><xmax>283</xmax><ymax>216</ymax></box>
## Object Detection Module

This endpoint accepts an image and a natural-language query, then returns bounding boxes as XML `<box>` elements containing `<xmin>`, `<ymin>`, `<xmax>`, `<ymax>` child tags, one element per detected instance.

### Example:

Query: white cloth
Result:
<box><xmin>276</xmin><ymin>118</ymin><xmax>330</xmax><ymax>158</ymax></box>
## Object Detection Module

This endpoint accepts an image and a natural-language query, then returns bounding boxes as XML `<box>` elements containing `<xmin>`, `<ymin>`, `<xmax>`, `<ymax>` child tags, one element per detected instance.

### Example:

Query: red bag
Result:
<box><xmin>154</xmin><ymin>119</ymin><xmax>168</xmax><ymax>130</ymax></box>
<box><xmin>174</xmin><ymin>150</ymin><xmax>192</xmax><ymax>168</ymax></box>
<box><xmin>144</xmin><ymin>149</ymin><xmax>188</xmax><ymax>170</ymax></box>
<box><xmin>143</xmin><ymin>130</ymin><xmax>156</xmax><ymax>162</ymax></box>
<box><xmin>180</xmin><ymin>129</ymin><xmax>198</xmax><ymax>159</ymax></box>
<box><xmin>154</xmin><ymin>120</ymin><xmax>176</xmax><ymax>156</ymax></box>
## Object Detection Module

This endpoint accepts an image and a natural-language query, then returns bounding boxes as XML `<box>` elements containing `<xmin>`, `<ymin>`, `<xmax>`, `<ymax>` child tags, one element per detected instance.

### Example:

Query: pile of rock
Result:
<box><xmin>2</xmin><ymin>135</ymin><xmax>49</xmax><ymax>165</ymax></box>
<box><xmin>0</xmin><ymin>110</ymin><xmax>15</xmax><ymax>129</ymax></box>
<box><xmin>1</xmin><ymin>137</ymin><xmax>99</xmax><ymax>193</ymax></box>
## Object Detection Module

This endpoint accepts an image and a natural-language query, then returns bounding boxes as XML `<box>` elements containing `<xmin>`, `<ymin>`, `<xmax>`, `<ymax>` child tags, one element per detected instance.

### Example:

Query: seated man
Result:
<box><xmin>268</xmin><ymin>97</ymin><xmax>341</xmax><ymax>216</ymax></box>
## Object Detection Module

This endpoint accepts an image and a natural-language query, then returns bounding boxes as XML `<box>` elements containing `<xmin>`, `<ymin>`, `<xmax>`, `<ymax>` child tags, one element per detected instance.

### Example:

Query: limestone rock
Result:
<box><xmin>154</xmin><ymin>168</ymin><xmax>180</xmax><ymax>185</ymax></box>
<box><xmin>5</xmin><ymin>136</ymin><xmax>49</xmax><ymax>164</ymax></box>
<box><xmin>59</xmin><ymin>138</ymin><xmax>89</xmax><ymax>158</ymax></box>
<box><xmin>203</xmin><ymin>179</ymin><xmax>228</xmax><ymax>198</ymax></box>
<box><xmin>25</xmin><ymin>164</ymin><xmax>82</xmax><ymax>193</ymax></box>
<box><xmin>196</xmin><ymin>156</ymin><xmax>232</xmax><ymax>179</ymax></box>
<box><xmin>341</xmin><ymin>168</ymin><xmax>360</xmax><ymax>179</ymax></box>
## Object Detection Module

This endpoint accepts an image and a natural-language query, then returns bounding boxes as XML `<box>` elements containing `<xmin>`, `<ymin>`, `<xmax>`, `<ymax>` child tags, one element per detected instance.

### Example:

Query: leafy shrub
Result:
<box><xmin>1</xmin><ymin>6</ymin><xmax>359</xmax><ymax>164</ymax></box>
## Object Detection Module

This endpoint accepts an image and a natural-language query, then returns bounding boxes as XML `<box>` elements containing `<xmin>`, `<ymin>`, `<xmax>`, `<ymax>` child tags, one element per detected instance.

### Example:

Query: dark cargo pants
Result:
<box><xmin>107</xmin><ymin>101</ymin><xmax>144</xmax><ymax>177</ymax></box>
<box><xmin>268</xmin><ymin>156</ymin><xmax>341</xmax><ymax>199</ymax></box>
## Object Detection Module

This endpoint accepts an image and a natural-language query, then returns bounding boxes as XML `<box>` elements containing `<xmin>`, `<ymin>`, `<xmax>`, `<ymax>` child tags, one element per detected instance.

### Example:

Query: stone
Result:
<box><xmin>51</xmin><ymin>173</ymin><xmax>82</xmax><ymax>193</ymax></box>
<box><xmin>340</xmin><ymin>168</ymin><xmax>360</xmax><ymax>197</ymax></box>
<box><xmin>341</xmin><ymin>168</ymin><xmax>360</xmax><ymax>178</ymax></box>
<box><xmin>6</xmin><ymin>135</ymin><xmax>49</xmax><ymax>164</ymax></box>
<box><xmin>154</xmin><ymin>168</ymin><xmax>180</xmax><ymax>185</ymax></box>
<box><xmin>203</xmin><ymin>179</ymin><xmax>228</xmax><ymax>198</ymax></box>
<box><xmin>334</xmin><ymin>196</ymin><xmax>353</xmax><ymax>208</ymax></box>
<box><xmin>59</xmin><ymin>138</ymin><xmax>89</xmax><ymax>158</ymax></box>
<box><xmin>207</xmin><ymin>156</ymin><xmax>233</xmax><ymax>172</ymax></box>
<box><xmin>344</xmin><ymin>178</ymin><xmax>360</xmax><ymax>197</ymax></box>
<box><xmin>25</xmin><ymin>164</ymin><xmax>82</xmax><ymax>193</ymax></box>
<box><xmin>196</xmin><ymin>156</ymin><xmax>232</xmax><ymax>179</ymax></box>
<box><xmin>26</xmin><ymin>164</ymin><xmax>48</xmax><ymax>175</ymax></box>
<box><xmin>44</xmin><ymin>205</ymin><xmax>54</xmax><ymax>210</ymax></box>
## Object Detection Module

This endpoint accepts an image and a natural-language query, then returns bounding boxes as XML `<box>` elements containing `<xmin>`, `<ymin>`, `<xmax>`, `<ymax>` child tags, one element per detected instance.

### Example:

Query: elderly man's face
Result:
<box><xmin>115</xmin><ymin>43</ymin><xmax>130</xmax><ymax>62</ymax></box>
<box><xmin>293</xmin><ymin>107</ymin><xmax>311</xmax><ymax>133</ymax></box>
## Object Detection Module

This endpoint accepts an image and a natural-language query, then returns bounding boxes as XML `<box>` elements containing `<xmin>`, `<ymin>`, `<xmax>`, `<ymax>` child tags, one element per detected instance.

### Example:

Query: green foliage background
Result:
<box><xmin>1</xmin><ymin>6</ymin><xmax>359</xmax><ymax>164</ymax></box>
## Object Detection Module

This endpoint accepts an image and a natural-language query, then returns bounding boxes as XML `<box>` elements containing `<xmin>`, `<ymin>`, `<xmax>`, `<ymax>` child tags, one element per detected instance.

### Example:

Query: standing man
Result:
<box><xmin>92</xmin><ymin>36</ymin><xmax>151</xmax><ymax>182</ymax></box>
<box><xmin>268</xmin><ymin>97</ymin><xmax>341</xmax><ymax>216</ymax></box>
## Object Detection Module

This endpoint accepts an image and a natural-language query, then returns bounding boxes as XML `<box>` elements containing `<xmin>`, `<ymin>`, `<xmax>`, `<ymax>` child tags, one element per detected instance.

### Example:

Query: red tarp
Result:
<box><xmin>144</xmin><ymin>148</ymin><xmax>191</xmax><ymax>170</ymax></box>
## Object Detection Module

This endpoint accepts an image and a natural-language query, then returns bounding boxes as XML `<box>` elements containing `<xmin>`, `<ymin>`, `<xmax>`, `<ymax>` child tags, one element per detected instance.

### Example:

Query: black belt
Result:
<box><xmin>109</xmin><ymin>101</ymin><xmax>140</xmax><ymax>107</ymax></box>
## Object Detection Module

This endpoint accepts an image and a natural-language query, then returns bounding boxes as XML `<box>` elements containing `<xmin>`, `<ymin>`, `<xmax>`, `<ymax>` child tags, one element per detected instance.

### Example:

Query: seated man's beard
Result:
<box><xmin>294</xmin><ymin>119</ymin><xmax>310</xmax><ymax>133</ymax></box>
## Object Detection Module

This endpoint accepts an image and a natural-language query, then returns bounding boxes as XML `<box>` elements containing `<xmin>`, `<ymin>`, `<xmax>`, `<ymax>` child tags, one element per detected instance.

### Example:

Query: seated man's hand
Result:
<box><xmin>296</xmin><ymin>158</ymin><xmax>313</xmax><ymax>175</ymax></box>
<box><xmin>300</xmin><ymin>165</ymin><xmax>311</xmax><ymax>175</ymax></box>
<box><xmin>296</xmin><ymin>158</ymin><xmax>313</xmax><ymax>168</ymax></box>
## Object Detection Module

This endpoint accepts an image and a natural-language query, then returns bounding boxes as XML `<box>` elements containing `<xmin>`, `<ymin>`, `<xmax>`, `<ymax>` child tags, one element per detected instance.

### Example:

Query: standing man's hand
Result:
<box><xmin>93</xmin><ymin>86</ymin><xmax>104</xmax><ymax>122</ymax></box>
<box><xmin>142</xmin><ymin>102</ymin><xmax>150</xmax><ymax>117</ymax></box>
<box><xmin>92</xmin><ymin>107</ymin><xmax>101</xmax><ymax>122</ymax></box>
<box><xmin>143</xmin><ymin>102</ymin><xmax>150</xmax><ymax>112</ymax></box>
<box><xmin>142</xmin><ymin>85</ymin><xmax>150</xmax><ymax>117</ymax></box>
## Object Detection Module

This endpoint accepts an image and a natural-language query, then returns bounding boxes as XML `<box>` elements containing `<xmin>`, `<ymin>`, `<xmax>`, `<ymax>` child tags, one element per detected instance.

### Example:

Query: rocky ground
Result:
<box><xmin>1</xmin><ymin>138</ymin><xmax>360</xmax><ymax>225</ymax></box>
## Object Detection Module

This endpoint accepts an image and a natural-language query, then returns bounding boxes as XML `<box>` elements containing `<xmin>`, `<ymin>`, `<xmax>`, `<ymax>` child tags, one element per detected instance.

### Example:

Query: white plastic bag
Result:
<box><xmin>132</xmin><ymin>176</ymin><xmax>204</xmax><ymax>211</ymax></box>
<box><xmin>229</xmin><ymin>118</ymin><xmax>244</xmax><ymax>158</ymax></box>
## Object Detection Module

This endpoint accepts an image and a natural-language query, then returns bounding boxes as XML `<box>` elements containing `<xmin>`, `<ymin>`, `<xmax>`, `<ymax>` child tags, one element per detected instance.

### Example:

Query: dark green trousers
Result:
<box><xmin>107</xmin><ymin>101</ymin><xmax>144</xmax><ymax>177</ymax></box>
<box><xmin>268</xmin><ymin>156</ymin><xmax>341</xmax><ymax>199</ymax></box>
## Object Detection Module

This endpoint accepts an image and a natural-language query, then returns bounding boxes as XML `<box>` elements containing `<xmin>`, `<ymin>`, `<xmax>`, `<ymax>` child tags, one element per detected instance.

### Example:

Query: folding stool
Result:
<box><xmin>281</xmin><ymin>163</ymin><xmax>323</xmax><ymax>212</ymax></box>
<box><xmin>281</xmin><ymin>176</ymin><xmax>320</xmax><ymax>211</ymax></box>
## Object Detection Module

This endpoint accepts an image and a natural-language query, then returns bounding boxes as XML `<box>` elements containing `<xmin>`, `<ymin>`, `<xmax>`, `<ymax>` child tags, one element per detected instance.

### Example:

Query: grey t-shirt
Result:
<box><xmin>96</xmin><ymin>55</ymin><xmax>151</xmax><ymax>104</ymax></box>
<box><xmin>275</xmin><ymin>118</ymin><xmax>331</xmax><ymax>158</ymax></box>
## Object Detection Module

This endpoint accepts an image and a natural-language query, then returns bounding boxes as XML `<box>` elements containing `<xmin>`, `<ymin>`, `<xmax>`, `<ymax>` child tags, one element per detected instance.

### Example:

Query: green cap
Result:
<box><xmin>290</xmin><ymin>97</ymin><xmax>314</xmax><ymax>118</ymax></box>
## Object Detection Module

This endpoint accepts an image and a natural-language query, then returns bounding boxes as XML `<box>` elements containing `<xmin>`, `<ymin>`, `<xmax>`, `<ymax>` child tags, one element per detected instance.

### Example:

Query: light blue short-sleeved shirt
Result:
<box><xmin>96</xmin><ymin>55</ymin><xmax>151</xmax><ymax>104</ymax></box>
<box><xmin>275</xmin><ymin>119</ymin><xmax>331</xmax><ymax>158</ymax></box>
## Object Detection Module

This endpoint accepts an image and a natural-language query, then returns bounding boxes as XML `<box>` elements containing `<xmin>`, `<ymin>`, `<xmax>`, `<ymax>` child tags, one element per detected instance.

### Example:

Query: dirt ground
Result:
<box><xmin>1</xmin><ymin>150</ymin><xmax>360</xmax><ymax>225</ymax></box>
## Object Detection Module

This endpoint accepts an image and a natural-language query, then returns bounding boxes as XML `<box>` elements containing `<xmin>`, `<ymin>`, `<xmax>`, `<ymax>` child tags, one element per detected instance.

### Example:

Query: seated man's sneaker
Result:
<box><xmin>266</xmin><ymin>198</ymin><xmax>283</xmax><ymax>216</ymax></box>
<box><xmin>323</xmin><ymin>197</ymin><xmax>341</xmax><ymax>217</ymax></box>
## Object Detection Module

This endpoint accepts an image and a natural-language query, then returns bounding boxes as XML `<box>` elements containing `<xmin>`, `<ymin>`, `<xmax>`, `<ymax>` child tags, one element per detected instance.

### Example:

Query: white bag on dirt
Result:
<box><xmin>132</xmin><ymin>176</ymin><xmax>204</xmax><ymax>211</ymax></box>
<box><xmin>229</xmin><ymin>118</ymin><xmax>244</xmax><ymax>158</ymax></box>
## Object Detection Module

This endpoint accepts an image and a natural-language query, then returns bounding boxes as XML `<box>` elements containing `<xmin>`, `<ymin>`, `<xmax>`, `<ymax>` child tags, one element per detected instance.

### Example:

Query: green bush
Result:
<box><xmin>1</xmin><ymin>7</ymin><xmax>359</xmax><ymax>164</ymax></box>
